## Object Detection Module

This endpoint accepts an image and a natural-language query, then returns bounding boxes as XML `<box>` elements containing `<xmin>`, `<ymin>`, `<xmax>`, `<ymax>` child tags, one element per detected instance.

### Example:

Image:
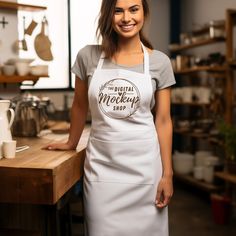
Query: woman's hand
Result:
<box><xmin>155</xmin><ymin>175</ymin><xmax>173</xmax><ymax>209</ymax></box>
<box><xmin>42</xmin><ymin>142</ymin><xmax>75</xmax><ymax>151</ymax></box>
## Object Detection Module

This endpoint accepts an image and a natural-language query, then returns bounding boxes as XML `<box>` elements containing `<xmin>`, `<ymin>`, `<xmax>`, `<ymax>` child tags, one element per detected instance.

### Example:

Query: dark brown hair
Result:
<box><xmin>96</xmin><ymin>0</ymin><xmax>153</xmax><ymax>58</ymax></box>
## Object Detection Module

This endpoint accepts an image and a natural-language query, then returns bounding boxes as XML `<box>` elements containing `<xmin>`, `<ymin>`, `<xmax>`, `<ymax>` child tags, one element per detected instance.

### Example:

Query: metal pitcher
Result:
<box><xmin>12</xmin><ymin>96</ymin><xmax>48</xmax><ymax>137</ymax></box>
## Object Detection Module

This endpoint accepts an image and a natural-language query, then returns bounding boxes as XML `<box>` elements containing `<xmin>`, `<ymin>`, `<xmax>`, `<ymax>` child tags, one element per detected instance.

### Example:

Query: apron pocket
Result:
<box><xmin>85</xmin><ymin>138</ymin><xmax>161</xmax><ymax>184</ymax></box>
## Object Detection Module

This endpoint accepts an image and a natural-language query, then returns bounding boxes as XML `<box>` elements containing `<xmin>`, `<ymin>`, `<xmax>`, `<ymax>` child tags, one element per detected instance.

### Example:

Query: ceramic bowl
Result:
<box><xmin>7</xmin><ymin>58</ymin><xmax>34</xmax><ymax>65</ymax></box>
<box><xmin>30</xmin><ymin>65</ymin><xmax>48</xmax><ymax>76</ymax></box>
<box><xmin>2</xmin><ymin>64</ymin><xmax>16</xmax><ymax>76</ymax></box>
<box><xmin>15</xmin><ymin>62</ymin><xmax>30</xmax><ymax>76</ymax></box>
<box><xmin>173</xmin><ymin>152</ymin><xmax>194</xmax><ymax>175</ymax></box>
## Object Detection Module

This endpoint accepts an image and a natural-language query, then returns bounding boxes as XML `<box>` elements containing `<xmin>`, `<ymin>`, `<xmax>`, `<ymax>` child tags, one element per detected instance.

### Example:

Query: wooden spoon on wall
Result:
<box><xmin>34</xmin><ymin>17</ymin><xmax>53</xmax><ymax>61</ymax></box>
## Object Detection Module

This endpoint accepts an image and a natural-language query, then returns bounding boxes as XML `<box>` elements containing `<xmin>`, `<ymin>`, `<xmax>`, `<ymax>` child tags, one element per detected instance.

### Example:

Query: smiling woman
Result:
<box><xmin>44</xmin><ymin>1</ymin><xmax>175</xmax><ymax>235</ymax></box>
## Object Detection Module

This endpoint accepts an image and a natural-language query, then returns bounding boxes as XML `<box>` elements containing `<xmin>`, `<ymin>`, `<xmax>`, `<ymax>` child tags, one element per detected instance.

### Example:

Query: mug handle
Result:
<box><xmin>8</xmin><ymin>108</ymin><xmax>15</xmax><ymax>129</ymax></box>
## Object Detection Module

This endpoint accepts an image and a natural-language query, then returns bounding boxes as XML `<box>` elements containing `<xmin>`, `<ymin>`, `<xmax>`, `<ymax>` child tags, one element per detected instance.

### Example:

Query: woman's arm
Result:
<box><xmin>154</xmin><ymin>88</ymin><xmax>174</xmax><ymax>208</ymax></box>
<box><xmin>44</xmin><ymin>77</ymin><xmax>88</xmax><ymax>150</ymax></box>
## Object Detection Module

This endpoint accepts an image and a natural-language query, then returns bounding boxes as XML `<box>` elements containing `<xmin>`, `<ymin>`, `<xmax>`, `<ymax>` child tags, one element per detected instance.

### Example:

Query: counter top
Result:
<box><xmin>0</xmin><ymin>125</ymin><xmax>90</xmax><ymax>205</ymax></box>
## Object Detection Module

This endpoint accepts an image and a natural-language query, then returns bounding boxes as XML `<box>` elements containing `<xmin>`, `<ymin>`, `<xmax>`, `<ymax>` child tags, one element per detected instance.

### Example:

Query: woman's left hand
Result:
<box><xmin>155</xmin><ymin>175</ymin><xmax>173</xmax><ymax>209</ymax></box>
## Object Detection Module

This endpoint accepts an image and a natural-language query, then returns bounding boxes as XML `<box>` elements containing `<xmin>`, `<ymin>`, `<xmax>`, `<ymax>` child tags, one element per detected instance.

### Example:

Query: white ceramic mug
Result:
<box><xmin>2</xmin><ymin>140</ymin><xmax>17</xmax><ymax>159</ymax></box>
<box><xmin>193</xmin><ymin>166</ymin><xmax>204</xmax><ymax>180</ymax></box>
<box><xmin>194</xmin><ymin>87</ymin><xmax>211</xmax><ymax>104</ymax></box>
<box><xmin>181</xmin><ymin>87</ymin><xmax>193</xmax><ymax>103</ymax></box>
<box><xmin>203</xmin><ymin>165</ymin><xmax>214</xmax><ymax>183</ymax></box>
<box><xmin>0</xmin><ymin>142</ymin><xmax>3</xmax><ymax>159</ymax></box>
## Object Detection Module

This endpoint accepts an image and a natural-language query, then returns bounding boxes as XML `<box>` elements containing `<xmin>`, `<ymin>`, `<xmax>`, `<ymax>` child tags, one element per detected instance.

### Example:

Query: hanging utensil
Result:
<box><xmin>34</xmin><ymin>16</ymin><xmax>53</xmax><ymax>61</ymax></box>
<box><xmin>25</xmin><ymin>14</ymin><xmax>38</xmax><ymax>36</ymax></box>
<box><xmin>21</xmin><ymin>16</ymin><xmax>28</xmax><ymax>51</ymax></box>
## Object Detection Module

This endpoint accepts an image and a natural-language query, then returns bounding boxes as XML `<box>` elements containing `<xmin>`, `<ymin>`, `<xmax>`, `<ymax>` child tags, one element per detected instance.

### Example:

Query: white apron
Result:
<box><xmin>83</xmin><ymin>44</ymin><xmax>168</xmax><ymax>236</ymax></box>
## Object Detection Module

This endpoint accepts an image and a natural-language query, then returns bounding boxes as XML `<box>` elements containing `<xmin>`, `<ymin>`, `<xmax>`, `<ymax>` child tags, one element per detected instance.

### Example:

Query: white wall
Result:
<box><xmin>181</xmin><ymin>0</ymin><xmax>236</xmax><ymax>57</ymax></box>
<box><xmin>0</xmin><ymin>1</ymin><xmax>18</xmax><ymax>65</ymax></box>
<box><xmin>148</xmin><ymin>0</ymin><xmax>170</xmax><ymax>54</ymax></box>
<box><xmin>181</xmin><ymin>0</ymin><xmax>236</xmax><ymax>30</ymax></box>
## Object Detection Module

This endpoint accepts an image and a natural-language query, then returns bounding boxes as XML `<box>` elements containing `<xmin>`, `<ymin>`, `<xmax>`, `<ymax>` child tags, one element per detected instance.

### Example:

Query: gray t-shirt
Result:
<box><xmin>71</xmin><ymin>45</ymin><xmax>176</xmax><ymax>91</ymax></box>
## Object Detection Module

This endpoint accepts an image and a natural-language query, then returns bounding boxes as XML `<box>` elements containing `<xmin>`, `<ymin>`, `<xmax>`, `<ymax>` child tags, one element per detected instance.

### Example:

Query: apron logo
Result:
<box><xmin>98</xmin><ymin>78</ymin><xmax>140</xmax><ymax>119</ymax></box>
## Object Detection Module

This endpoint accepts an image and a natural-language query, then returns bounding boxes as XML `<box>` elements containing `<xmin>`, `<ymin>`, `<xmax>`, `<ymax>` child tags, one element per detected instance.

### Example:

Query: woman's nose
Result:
<box><xmin>122</xmin><ymin>11</ymin><xmax>131</xmax><ymax>23</ymax></box>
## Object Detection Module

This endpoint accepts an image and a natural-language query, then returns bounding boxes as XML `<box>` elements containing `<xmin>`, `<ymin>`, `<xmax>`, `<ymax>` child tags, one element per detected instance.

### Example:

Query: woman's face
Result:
<box><xmin>112</xmin><ymin>0</ymin><xmax>144</xmax><ymax>40</ymax></box>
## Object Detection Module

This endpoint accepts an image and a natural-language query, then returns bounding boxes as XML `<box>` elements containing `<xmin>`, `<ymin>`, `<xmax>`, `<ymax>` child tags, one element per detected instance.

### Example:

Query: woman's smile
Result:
<box><xmin>119</xmin><ymin>24</ymin><xmax>136</xmax><ymax>32</ymax></box>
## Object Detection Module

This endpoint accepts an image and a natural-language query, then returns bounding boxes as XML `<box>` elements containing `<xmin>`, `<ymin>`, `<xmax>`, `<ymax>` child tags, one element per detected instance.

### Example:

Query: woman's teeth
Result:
<box><xmin>120</xmin><ymin>24</ymin><xmax>134</xmax><ymax>31</ymax></box>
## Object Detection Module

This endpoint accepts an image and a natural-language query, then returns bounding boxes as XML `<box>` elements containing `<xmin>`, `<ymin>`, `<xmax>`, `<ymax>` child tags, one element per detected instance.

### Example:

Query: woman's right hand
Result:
<box><xmin>42</xmin><ymin>142</ymin><xmax>75</xmax><ymax>151</ymax></box>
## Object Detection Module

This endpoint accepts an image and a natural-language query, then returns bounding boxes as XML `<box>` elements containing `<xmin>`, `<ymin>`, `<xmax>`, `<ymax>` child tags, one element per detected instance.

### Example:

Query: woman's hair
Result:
<box><xmin>96</xmin><ymin>0</ymin><xmax>153</xmax><ymax>58</ymax></box>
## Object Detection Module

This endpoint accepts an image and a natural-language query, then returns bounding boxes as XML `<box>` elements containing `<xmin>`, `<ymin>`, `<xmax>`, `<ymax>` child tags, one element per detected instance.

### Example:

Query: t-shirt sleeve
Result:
<box><xmin>157</xmin><ymin>56</ymin><xmax>176</xmax><ymax>90</ymax></box>
<box><xmin>71</xmin><ymin>46</ymin><xmax>88</xmax><ymax>80</ymax></box>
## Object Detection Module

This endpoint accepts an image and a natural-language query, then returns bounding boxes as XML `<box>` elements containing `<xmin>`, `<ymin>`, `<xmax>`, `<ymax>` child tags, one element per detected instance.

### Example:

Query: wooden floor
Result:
<box><xmin>0</xmin><ymin>182</ymin><xmax>235</xmax><ymax>236</ymax></box>
<box><xmin>169</xmin><ymin>182</ymin><xmax>236</xmax><ymax>236</ymax></box>
<box><xmin>0</xmin><ymin>229</ymin><xmax>41</xmax><ymax>236</ymax></box>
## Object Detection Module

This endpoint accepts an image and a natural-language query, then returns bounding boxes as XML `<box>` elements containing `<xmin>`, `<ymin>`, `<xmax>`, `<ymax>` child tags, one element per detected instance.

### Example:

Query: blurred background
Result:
<box><xmin>0</xmin><ymin>0</ymin><xmax>236</xmax><ymax>235</ymax></box>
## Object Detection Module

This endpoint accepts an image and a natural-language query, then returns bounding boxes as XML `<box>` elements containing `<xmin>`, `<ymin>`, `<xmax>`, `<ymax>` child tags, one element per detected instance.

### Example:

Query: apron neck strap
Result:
<box><xmin>141</xmin><ymin>43</ymin><xmax>149</xmax><ymax>75</ymax></box>
<box><xmin>97</xmin><ymin>43</ymin><xmax>149</xmax><ymax>74</ymax></box>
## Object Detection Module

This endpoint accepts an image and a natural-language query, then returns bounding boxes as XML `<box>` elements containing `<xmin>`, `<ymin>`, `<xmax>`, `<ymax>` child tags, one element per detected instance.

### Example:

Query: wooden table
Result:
<box><xmin>0</xmin><ymin>125</ymin><xmax>90</xmax><ymax>235</ymax></box>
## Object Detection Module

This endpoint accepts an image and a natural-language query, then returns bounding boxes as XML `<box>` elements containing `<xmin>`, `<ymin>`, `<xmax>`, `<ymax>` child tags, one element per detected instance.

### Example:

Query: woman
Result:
<box><xmin>45</xmin><ymin>0</ymin><xmax>175</xmax><ymax>235</ymax></box>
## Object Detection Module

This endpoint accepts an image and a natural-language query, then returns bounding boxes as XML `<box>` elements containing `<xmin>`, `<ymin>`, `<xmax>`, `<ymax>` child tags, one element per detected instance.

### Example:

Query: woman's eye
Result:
<box><xmin>130</xmin><ymin>7</ymin><xmax>139</xmax><ymax>13</ymax></box>
<box><xmin>114</xmin><ymin>8</ymin><xmax>123</xmax><ymax>14</ymax></box>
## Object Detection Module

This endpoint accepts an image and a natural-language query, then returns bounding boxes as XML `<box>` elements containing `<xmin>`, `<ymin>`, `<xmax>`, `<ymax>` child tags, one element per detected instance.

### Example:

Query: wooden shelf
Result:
<box><xmin>169</xmin><ymin>37</ymin><xmax>225</xmax><ymax>52</ymax></box>
<box><xmin>172</xmin><ymin>102</ymin><xmax>210</xmax><ymax>106</ymax></box>
<box><xmin>174</xmin><ymin>173</ymin><xmax>222</xmax><ymax>192</ymax></box>
<box><xmin>174</xmin><ymin>129</ymin><xmax>209</xmax><ymax>138</ymax></box>
<box><xmin>174</xmin><ymin>65</ymin><xmax>227</xmax><ymax>74</ymax></box>
<box><xmin>0</xmin><ymin>75</ymin><xmax>48</xmax><ymax>84</ymax></box>
<box><xmin>229</xmin><ymin>60</ymin><xmax>236</xmax><ymax>68</ymax></box>
<box><xmin>174</xmin><ymin>129</ymin><xmax>222</xmax><ymax>145</ymax></box>
<box><xmin>0</xmin><ymin>1</ymin><xmax>46</xmax><ymax>11</ymax></box>
<box><xmin>215</xmin><ymin>171</ymin><xmax>236</xmax><ymax>184</ymax></box>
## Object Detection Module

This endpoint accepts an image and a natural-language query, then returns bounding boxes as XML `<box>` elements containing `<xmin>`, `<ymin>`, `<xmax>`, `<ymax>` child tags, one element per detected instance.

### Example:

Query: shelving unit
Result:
<box><xmin>0</xmin><ymin>75</ymin><xmax>48</xmax><ymax>84</ymax></box>
<box><xmin>173</xmin><ymin>129</ymin><xmax>223</xmax><ymax>146</ymax></box>
<box><xmin>215</xmin><ymin>171</ymin><xmax>236</xmax><ymax>184</ymax></box>
<box><xmin>229</xmin><ymin>60</ymin><xmax>236</xmax><ymax>68</ymax></box>
<box><xmin>0</xmin><ymin>1</ymin><xmax>47</xmax><ymax>85</ymax></box>
<box><xmin>170</xmin><ymin>37</ymin><xmax>225</xmax><ymax>52</ymax></box>
<box><xmin>0</xmin><ymin>1</ymin><xmax>46</xmax><ymax>11</ymax></box>
<box><xmin>174</xmin><ymin>173</ymin><xmax>222</xmax><ymax>192</ymax></box>
<box><xmin>174</xmin><ymin>65</ymin><xmax>226</xmax><ymax>74</ymax></box>
<box><xmin>172</xmin><ymin>102</ymin><xmax>210</xmax><ymax>106</ymax></box>
<box><xmin>174</xmin><ymin>129</ymin><xmax>209</xmax><ymax>138</ymax></box>
<box><xmin>171</xmin><ymin>8</ymin><xmax>236</xmax><ymax>192</ymax></box>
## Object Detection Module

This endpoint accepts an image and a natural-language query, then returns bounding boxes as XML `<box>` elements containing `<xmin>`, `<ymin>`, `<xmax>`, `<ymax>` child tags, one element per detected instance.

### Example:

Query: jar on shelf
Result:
<box><xmin>209</xmin><ymin>20</ymin><xmax>225</xmax><ymax>38</ymax></box>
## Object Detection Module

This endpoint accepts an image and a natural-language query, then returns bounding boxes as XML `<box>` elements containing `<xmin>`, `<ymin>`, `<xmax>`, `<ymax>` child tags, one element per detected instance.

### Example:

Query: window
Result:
<box><xmin>18</xmin><ymin>0</ymin><xmax>69</xmax><ymax>89</ymax></box>
<box><xmin>69</xmin><ymin>0</ymin><xmax>102</xmax><ymax>87</ymax></box>
<box><xmin>18</xmin><ymin>0</ymin><xmax>101</xmax><ymax>89</ymax></box>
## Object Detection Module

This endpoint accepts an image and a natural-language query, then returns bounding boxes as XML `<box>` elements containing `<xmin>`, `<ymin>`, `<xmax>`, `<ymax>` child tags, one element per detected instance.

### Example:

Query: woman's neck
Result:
<box><xmin>117</xmin><ymin>36</ymin><xmax>142</xmax><ymax>54</ymax></box>
<box><xmin>112</xmin><ymin>36</ymin><xmax>145</xmax><ymax>66</ymax></box>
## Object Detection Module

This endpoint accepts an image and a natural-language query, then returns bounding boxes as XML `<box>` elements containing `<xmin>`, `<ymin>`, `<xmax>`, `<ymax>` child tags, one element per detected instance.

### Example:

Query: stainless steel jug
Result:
<box><xmin>12</xmin><ymin>97</ymin><xmax>48</xmax><ymax>137</ymax></box>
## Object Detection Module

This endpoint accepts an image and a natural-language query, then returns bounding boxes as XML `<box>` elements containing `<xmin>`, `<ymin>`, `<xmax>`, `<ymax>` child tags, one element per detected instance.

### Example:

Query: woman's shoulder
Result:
<box><xmin>149</xmin><ymin>49</ymin><xmax>172</xmax><ymax>69</ymax></box>
<box><xmin>150</xmin><ymin>49</ymin><xmax>170</xmax><ymax>61</ymax></box>
<box><xmin>78</xmin><ymin>44</ymin><xmax>102</xmax><ymax>59</ymax></box>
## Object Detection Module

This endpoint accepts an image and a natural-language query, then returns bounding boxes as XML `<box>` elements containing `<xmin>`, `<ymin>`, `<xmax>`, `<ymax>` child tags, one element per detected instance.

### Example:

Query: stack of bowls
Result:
<box><xmin>6</xmin><ymin>58</ymin><xmax>34</xmax><ymax>76</ymax></box>
<box><xmin>193</xmin><ymin>150</ymin><xmax>220</xmax><ymax>183</ymax></box>
<box><xmin>173</xmin><ymin>151</ymin><xmax>195</xmax><ymax>175</ymax></box>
